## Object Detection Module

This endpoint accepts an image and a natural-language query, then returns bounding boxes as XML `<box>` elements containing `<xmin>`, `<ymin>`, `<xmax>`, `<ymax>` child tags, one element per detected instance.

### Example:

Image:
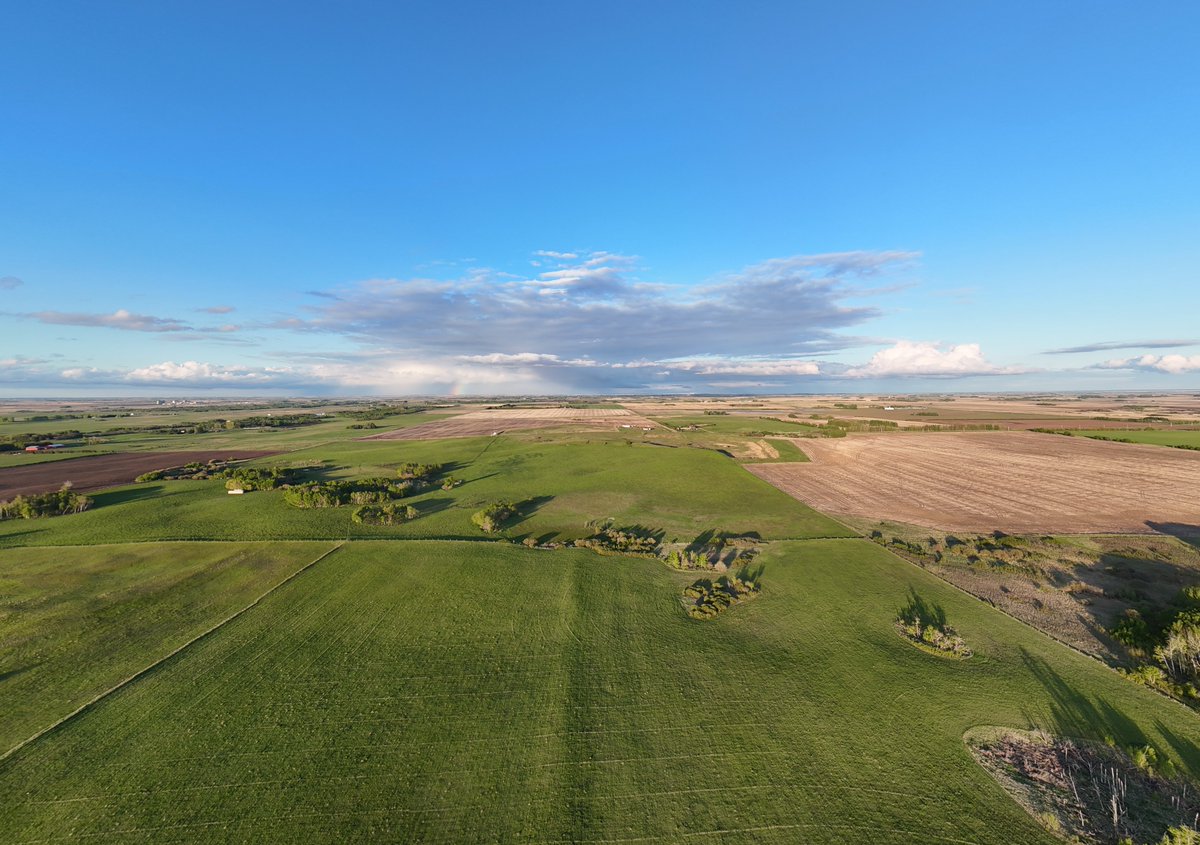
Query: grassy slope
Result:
<box><xmin>0</xmin><ymin>438</ymin><xmax>851</xmax><ymax>548</ymax></box>
<box><xmin>0</xmin><ymin>541</ymin><xmax>335</xmax><ymax>754</ymax></box>
<box><xmin>1074</xmin><ymin>429</ymin><xmax>1200</xmax><ymax>448</ymax></box>
<box><xmin>1</xmin><ymin>540</ymin><xmax>1196</xmax><ymax>843</ymax></box>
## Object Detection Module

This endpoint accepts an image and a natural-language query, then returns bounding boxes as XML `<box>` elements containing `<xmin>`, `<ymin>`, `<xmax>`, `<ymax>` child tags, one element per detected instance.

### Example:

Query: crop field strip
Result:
<box><xmin>749</xmin><ymin>430</ymin><xmax>1200</xmax><ymax>533</ymax></box>
<box><xmin>0</xmin><ymin>450</ymin><xmax>281</xmax><ymax>498</ymax></box>
<box><xmin>2</xmin><ymin>540</ymin><xmax>1197</xmax><ymax>843</ymax></box>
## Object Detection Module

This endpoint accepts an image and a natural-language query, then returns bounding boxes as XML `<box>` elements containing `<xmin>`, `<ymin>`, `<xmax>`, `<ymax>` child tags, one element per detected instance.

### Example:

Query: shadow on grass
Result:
<box><xmin>90</xmin><ymin>485</ymin><xmax>170</xmax><ymax>508</ymax></box>
<box><xmin>1147</xmin><ymin>521</ymin><xmax>1200</xmax><ymax>553</ymax></box>
<box><xmin>1018</xmin><ymin>647</ymin><xmax>1147</xmax><ymax>747</ymax></box>
<box><xmin>505</xmin><ymin>496</ymin><xmax>554</xmax><ymax>530</ymax></box>
<box><xmin>898</xmin><ymin>588</ymin><xmax>946</xmax><ymax>629</ymax></box>
<box><xmin>413</xmin><ymin>497</ymin><xmax>455</xmax><ymax>517</ymax></box>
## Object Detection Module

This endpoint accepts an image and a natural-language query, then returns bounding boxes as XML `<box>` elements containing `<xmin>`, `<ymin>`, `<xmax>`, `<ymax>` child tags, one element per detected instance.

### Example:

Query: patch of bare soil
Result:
<box><xmin>715</xmin><ymin>439</ymin><xmax>779</xmax><ymax>461</ymax></box>
<box><xmin>361</xmin><ymin>409</ymin><xmax>657</xmax><ymax>441</ymax></box>
<box><xmin>0</xmin><ymin>451</ymin><xmax>280</xmax><ymax>499</ymax></box>
<box><xmin>967</xmin><ymin>727</ymin><xmax>1200</xmax><ymax>844</ymax></box>
<box><xmin>747</xmin><ymin>432</ymin><xmax>1200</xmax><ymax>534</ymax></box>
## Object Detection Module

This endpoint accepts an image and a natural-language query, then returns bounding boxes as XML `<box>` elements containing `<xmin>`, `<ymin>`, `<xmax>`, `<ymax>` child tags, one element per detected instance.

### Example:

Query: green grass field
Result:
<box><xmin>1074</xmin><ymin>429</ymin><xmax>1200</xmax><ymax>449</ymax></box>
<box><xmin>1</xmin><ymin>539</ymin><xmax>1196</xmax><ymax>843</ymax></box>
<box><xmin>0</xmin><ymin>438</ymin><xmax>851</xmax><ymax>548</ymax></box>
<box><xmin>0</xmin><ymin>541</ymin><xmax>335</xmax><ymax>753</ymax></box>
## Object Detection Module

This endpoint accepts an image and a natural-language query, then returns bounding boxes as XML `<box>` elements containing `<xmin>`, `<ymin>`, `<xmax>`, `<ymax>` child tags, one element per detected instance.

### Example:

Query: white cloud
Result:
<box><xmin>125</xmin><ymin>361</ymin><xmax>282</xmax><ymax>384</ymax></box>
<box><xmin>1096</xmin><ymin>353</ymin><xmax>1200</xmax><ymax>374</ymax></box>
<box><xmin>843</xmin><ymin>340</ymin><xmax>1021</xmax><ymax>378</ymax></box>
<box><xmin>665</xmin><ymin>358</ymin><xmax>821</xmax><ymax>376</ymax></box>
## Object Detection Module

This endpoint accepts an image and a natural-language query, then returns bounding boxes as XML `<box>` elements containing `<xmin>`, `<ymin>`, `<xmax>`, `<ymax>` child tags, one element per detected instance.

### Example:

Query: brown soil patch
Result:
<box><xmin>967</xmin><ymin>727</ymin><xmax>1200</xmax><ymax>844</ymax></box>
<box><xmin>746</xmin><ymin>432</ymin><xmax>1200</xmax><ymax>533</ymax></box>
<box><xmin>362</xmin><ymin>409</ymin><xmax>657</xmax><ymax>441</ymax></box>
<box><xmin>716</xmin><ymin>440</ymin><xmax>779</xmax><ymax>461</ymax></box>
<box><xmin>0</xmin><ymin>451</ymin><xmax>279</xmax><ymax>499</ymax></box>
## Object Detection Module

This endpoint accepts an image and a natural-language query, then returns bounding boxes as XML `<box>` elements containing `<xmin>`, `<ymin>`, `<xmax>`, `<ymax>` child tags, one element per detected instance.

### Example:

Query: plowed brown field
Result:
<box><xmin>362</xmin><ymin>408</ymin><xmax>655</xmax><ymax>441</ymax></box>
<box><xmin>747</xmin><ymin>432</ymin><xmax>1200</xmax><ymax>533</ymax></box>
<box><xmin>0</xmin><ymin>451</ymin><xmax>279</xmax><ymax>499</ymax></box>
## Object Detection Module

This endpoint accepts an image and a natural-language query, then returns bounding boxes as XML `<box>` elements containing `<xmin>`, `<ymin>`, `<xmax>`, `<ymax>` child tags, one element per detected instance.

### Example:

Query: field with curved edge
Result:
<box><xmin>1</xmin><ymin>539</ymin><xmax>1196</xmax><ymax>843</ymax></box>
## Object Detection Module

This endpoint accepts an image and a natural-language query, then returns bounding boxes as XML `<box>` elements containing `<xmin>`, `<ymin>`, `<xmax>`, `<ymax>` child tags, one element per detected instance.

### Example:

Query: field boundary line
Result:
<box><xmin>0</xmin><ymin>540</ymin><xmax>346</xmax><ymax>766</ymax></box>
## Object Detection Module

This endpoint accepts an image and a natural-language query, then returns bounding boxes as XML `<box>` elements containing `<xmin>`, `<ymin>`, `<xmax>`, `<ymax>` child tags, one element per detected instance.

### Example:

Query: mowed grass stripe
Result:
<box><xmin>1</xmin><ymin>540</ymin><xmax>1198</xmax><ymax>843</ymax></box>
<box><xmin>0</xmin><ymin>541</ymin><xmax>339</xmax><ymax>756</ymax></box>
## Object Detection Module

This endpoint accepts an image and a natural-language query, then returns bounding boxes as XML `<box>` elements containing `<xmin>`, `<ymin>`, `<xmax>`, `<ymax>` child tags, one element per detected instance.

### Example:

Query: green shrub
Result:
<box><xmin>472</xmin><ymin>501</ymin><xmax>517</xmax><ymax>533</ymax></box>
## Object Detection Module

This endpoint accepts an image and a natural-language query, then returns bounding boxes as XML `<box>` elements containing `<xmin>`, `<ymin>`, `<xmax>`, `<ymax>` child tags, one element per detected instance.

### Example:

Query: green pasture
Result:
<box><xmin>1</xmin><ymin>539</ymin><xmax>1196</xmax><ymax>843</ymax></box>
<box><xmin>0</xmin><ymin>541</ymin><xmax>334</xmax><ymax>753</ymax></box>
<box><xmin>1074</xmin><ymin>429</ymin><xmax>1200</xmax><ymax>449</ymax></box>
<box><xmin>0</xmin><ymin>438</ymin><xmax>851</xmax><ymax>548</ymax></box>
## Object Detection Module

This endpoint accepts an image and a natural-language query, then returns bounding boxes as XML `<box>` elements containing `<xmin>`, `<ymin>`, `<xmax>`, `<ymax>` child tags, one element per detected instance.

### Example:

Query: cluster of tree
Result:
<box><xmin>896</xmin><ymin>591</ymin><xmax>972</xmax><ymax>658</ymax></box>
<box><xmin>0</xmin><ymin>483</ymin><xmax>94</xmax><ymax>520</ymax></box>
<box><xmin>223</xmin><ymin>466</ymin><xmax>299</xmax><ymax>491</ymax></box>
<box><xmin>0</xmin><ymin>430</ymin><xmax>85</xmax><ymax>450</ymax></box>
<box><xmin>572</xmin><ymin>523</ymin><xmax>661</xmax><ymax>555</ymax></box>
<box><xmin>351</xmin><ymin>502</ymin><xmax>419</xmax><ymax>525</ymax></box>
<box><xmin>1114</xmin><ymin>587</ymin><xmax>1200</xmax><ymax>704</ymax></box>
<box><xmin>702</xmin><ymin>410</ymin><xmax>729</xmax><ymax>415</ymax></box>
<box><xmin>682</xmin><ymin>575</ymin><xmax>759</xmax><ymax>619</ymax></box>
<box><xmin>345</xmin><ymin>404</ymin><xmax>428</xmax><ymax>420</ymax></box>
<box><xmin>472</xmin><ymin>501</ymin><xmax>517</xmax><ymax>533</ymax></box>
<box><xmin>136</xmin><ymin>459</ymin><xmax>240</xmax><ymax>482</ymax></box>
<box><xmin>665</xmin><ymin>548</ymin><xmax>713</xmax><ymax>570</ymax></box>
<box><xmin>397</xmin><ymin>462</ymin><xmax>441</xmax><ymax>480</ymax></box>
<box><xmin>346</xmin><ymin>422</ymin><xmax>380</xmax><ymax>430</ymax></box>
<box><xmin>282</xmin><ymin>478</ymin><xmax>408</xmax><ymax>508</ymax></box>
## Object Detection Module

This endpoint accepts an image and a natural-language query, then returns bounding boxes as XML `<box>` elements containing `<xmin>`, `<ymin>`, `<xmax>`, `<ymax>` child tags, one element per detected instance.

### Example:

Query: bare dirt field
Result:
<box><xmin>0</xmin><ymin>451</ymin><xmax>279</xmax><ymax>499</ymax></box>
<box><xmin>747</xmin><ymin>431</ymin><xmax>1200</xmax><ymax>533</ymax></box>
<box><xmin>361</xmin><ymin>408</ymin><xmax>656</xmax><ymax>441</ymax></box>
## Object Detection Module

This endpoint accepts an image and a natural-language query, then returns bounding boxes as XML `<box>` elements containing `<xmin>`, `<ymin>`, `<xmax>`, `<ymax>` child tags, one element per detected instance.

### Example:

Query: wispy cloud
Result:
<box><xmin>1043</xmin><ymin>339</ymin><xmax>1199</xmax><ymax>355</ymax></box>
<box><xmin>0</xmin><ymin>276</ymin><xmax>23</xmax><ymax>291</ymax></box>
<box><xmin>27</xmin><ymin>309</ymin><xmax>193</xmax><ymax>333</ymax></box>
<box><xmin>198</xmin><ymin>305</ymin><xmax>236</xmax><ymax>314</ymax></box>
<box><xmin>1094</xmin><ymin>353</ymin><xmax>1200</xmax><ymax>374</ymax></box>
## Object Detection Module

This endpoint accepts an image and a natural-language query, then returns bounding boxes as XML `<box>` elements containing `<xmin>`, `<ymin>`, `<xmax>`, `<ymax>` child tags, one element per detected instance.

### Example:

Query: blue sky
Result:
<box><xmin>2</xmin><ymin>1</ymin><xmax>1198</xmax><ymax>395</ymax></box>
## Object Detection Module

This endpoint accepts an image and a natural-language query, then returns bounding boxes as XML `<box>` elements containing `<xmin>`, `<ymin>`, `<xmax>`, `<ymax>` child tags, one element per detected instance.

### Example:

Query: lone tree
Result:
<box><xmin>472</xmin><ymin>501</ymin><xmax>517</xmax><ymax>534</ymax></box>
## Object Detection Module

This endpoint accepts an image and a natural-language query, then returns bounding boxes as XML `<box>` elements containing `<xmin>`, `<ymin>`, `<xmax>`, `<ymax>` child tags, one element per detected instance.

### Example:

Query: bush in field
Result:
<box><xmin>573</xmin><ymin>523</ymin><xmax>661</xmax><ymax>555</ymax></box>
<box><xmin>222</xmin><ymin>466</ymin><xmax>296</xmax><ymax>491</ymax></box>
<box><xmin>682</xmin><ymin>575</ymin><xmax>760</xmax><ymax>619</ymax></box>
<box><xmin>398</xmin><ymin>462</ymin><xmax>441</xmax><ymax>480</ymax></box>
<box><xmin>351</xmin><ymin>503</ymin><xmax>418</xmax><ymax>525</ymax></box>
<box><xmin>0</xmin><ymin>483</ymin><xmax>94</xmax><ymax>520</ymax></box>
<box><xmin>896</xmin><ymin>589</ymin><xmax>971</xmax><ymax>658</ymax></box>
<box><xmin>282</xmin><ymin>478</ymin><xmax>407</xmax><ymax>509</ymax></box>
<box><xmin>472</xmin><ymin>501</ymin><xmax>517</xmax><ymax>533</ymax></box>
